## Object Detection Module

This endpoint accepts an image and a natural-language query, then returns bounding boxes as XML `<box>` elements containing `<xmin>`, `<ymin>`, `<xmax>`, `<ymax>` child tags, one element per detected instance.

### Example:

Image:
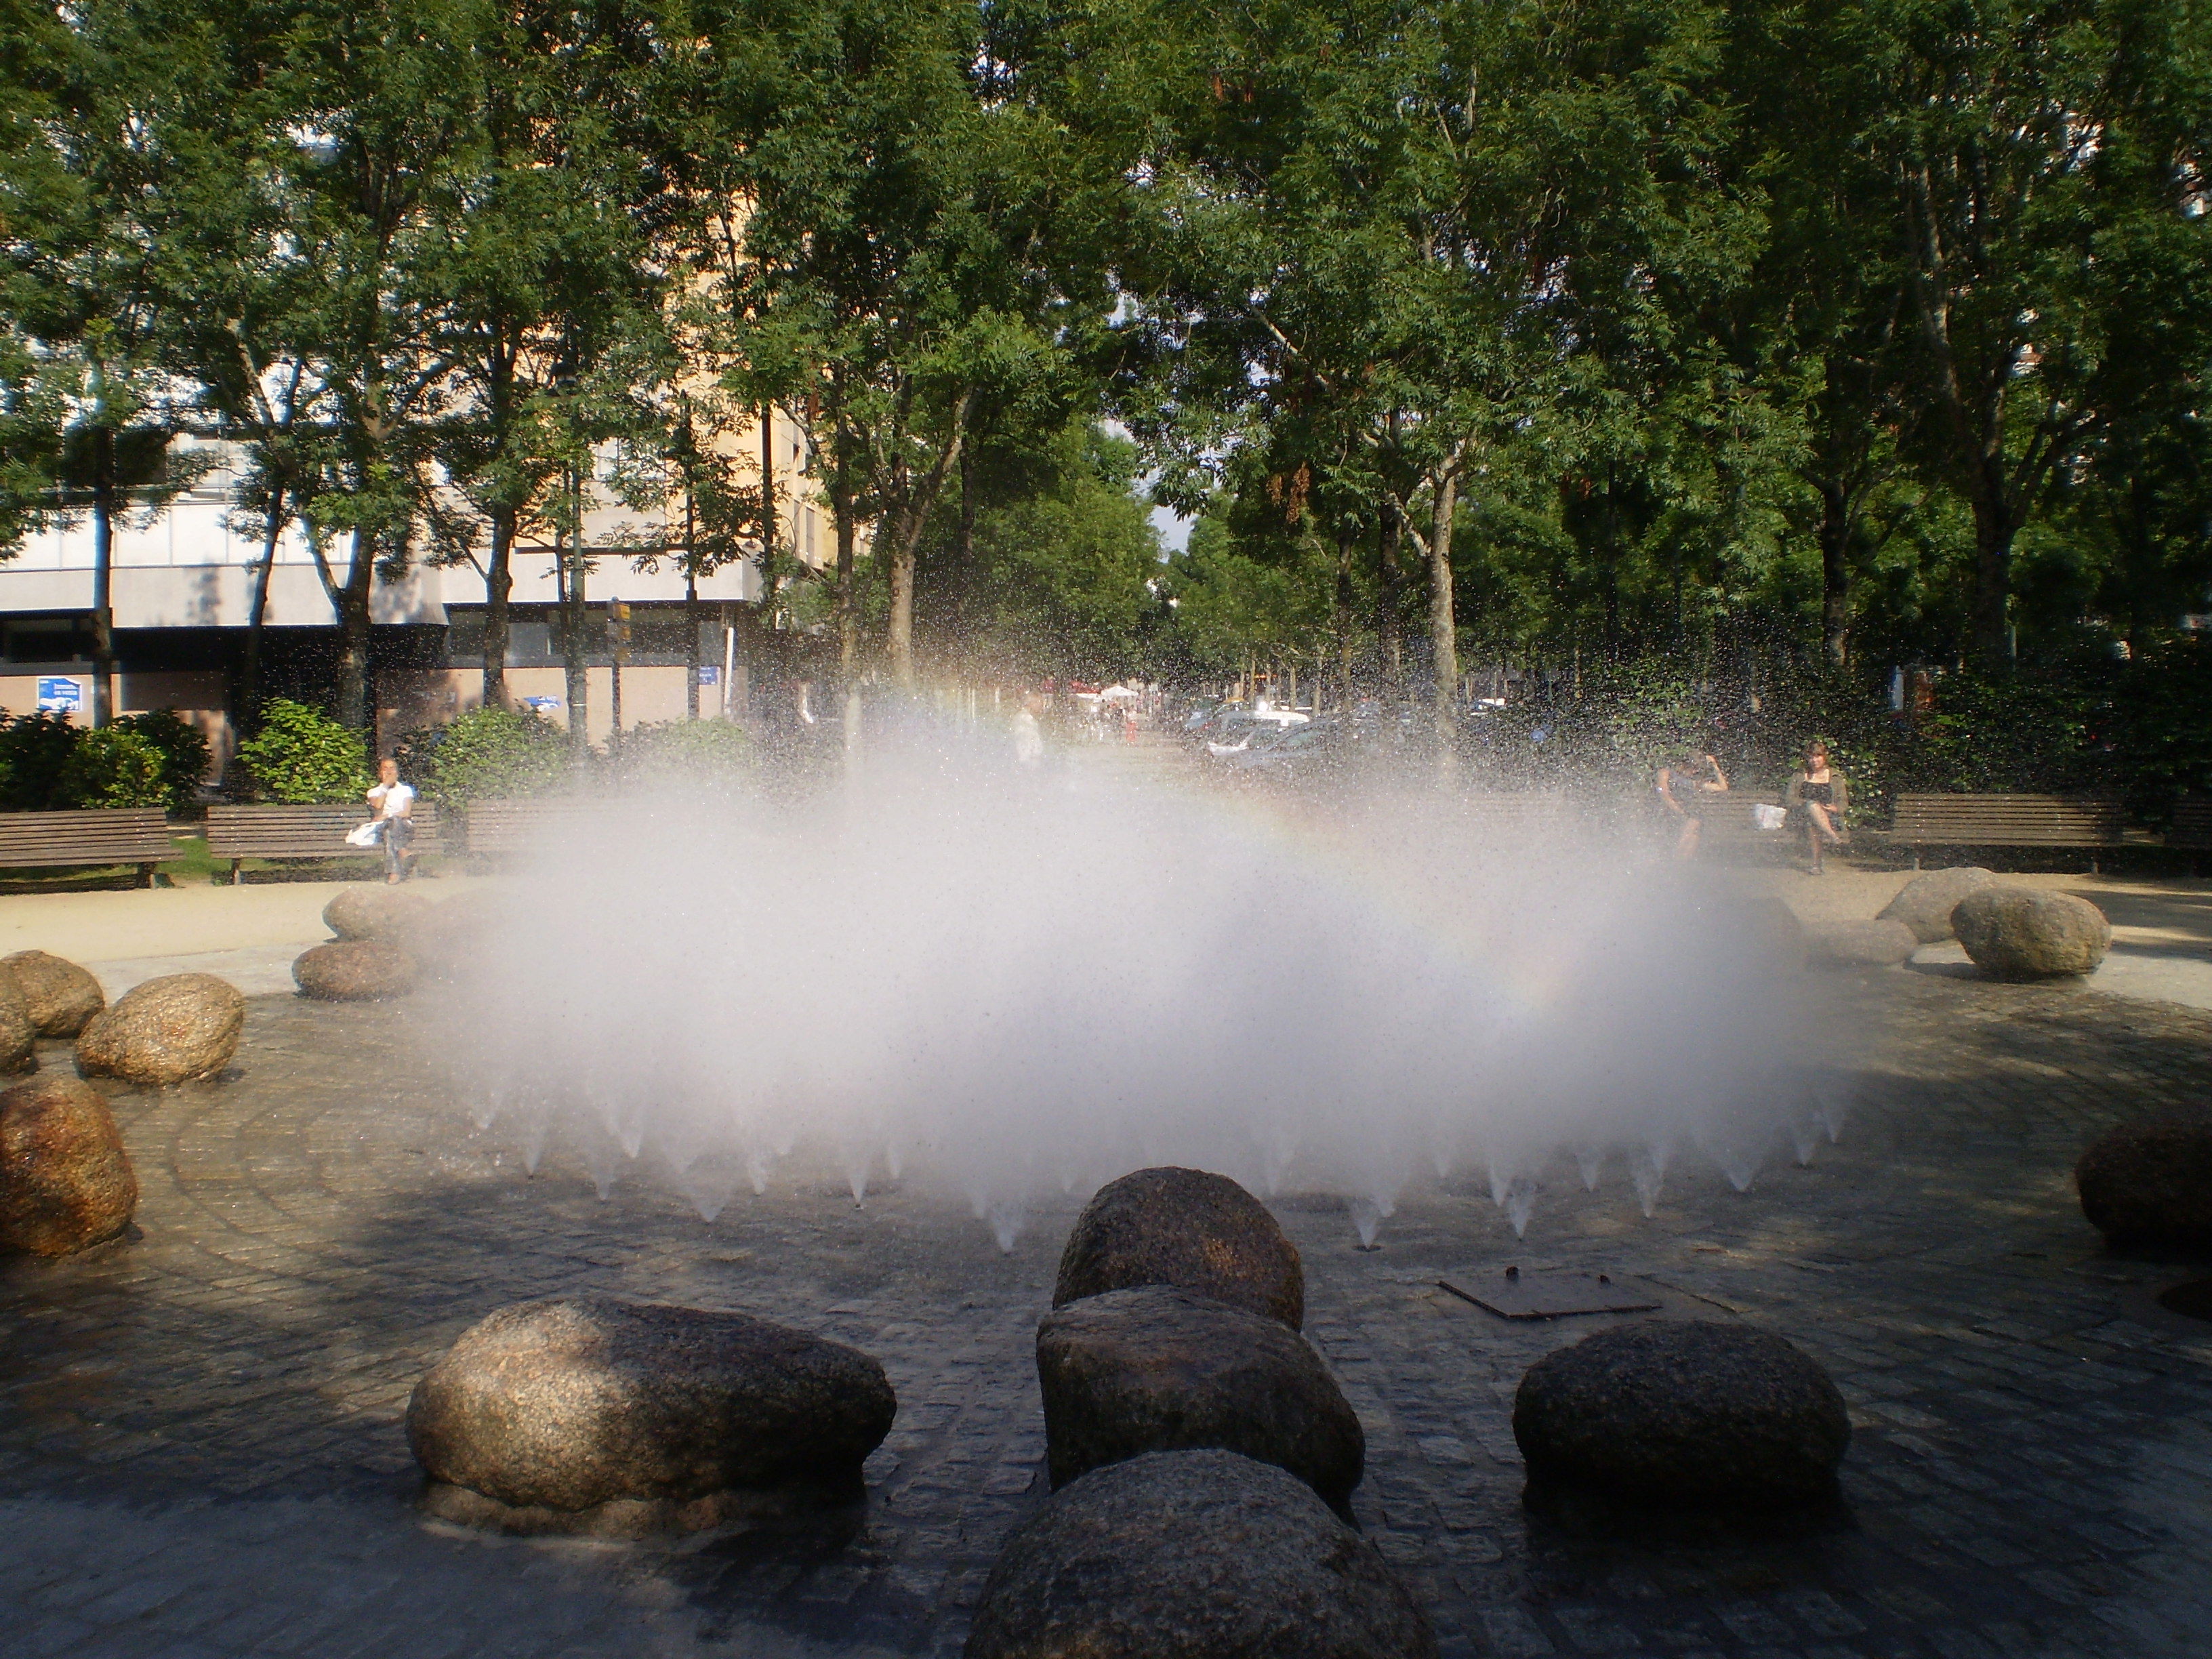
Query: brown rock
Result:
<box><xmin>407</xmin><ymin>1296</ymin><xmax>897</xmax><ymax>1531</ymax></box>
<box><xmin>294</xmin><ymin>940</ymin><xmax>418</xmax><ymax>1001</ymax></box>
<box><xmin>1953</xmin><ymin>887</ymin><xmax>2111</xmax><ymax>979</ymax></box>
<box><xmin>1054</xmin><ymin>1166</ymin><xmax>1305</xmax><ymax>1330</ymax></box>
<box><xmin>1513</xmin><ymin>1320</ymin><xmax>1850</xmax><ymax>1509</ymax></box>
<box><xmin>2</xmin><ymin>950</ymin><xmax>105</xmax><ymax>1036</ymax></box>
<box><xmin>75</xmin><ymin>972</ymin><xmax>245</xmax><ymax>1086</ymax></box>
<box><xmin>0</xmin><ymin>1074</ymin><xmax>136</xmax><ymax>1254</ymax></box>
<box><xmin>1038</xmin><ymin>1285</ymin><xmax>1364</xmax><ymax>1508</ymax></box>
<box><xmin>0</xmin><ymin>972</ymin><xmax>33</xmax><ymax>1075</ymax></box>
<box><xmin>323</xmin><ymin>884</ymin><xmax>435</xmax><ymax>942</ymax></box>
<box><xmin>2076</xmin><ymin>1109</ymin><xmax>2212</xmax><ymax>1250</ymax></box>
<box><xmin>1805</xmin><ymin>918</ymin><xmax>1919</xmax><ymax>968</ymax></box>
<box><xmin>965</xmin><ymin>1448</ymin><xmax>1438</xmax><ymax>1659</ymax></box>
<box><xmin>1877</xmin><ymin>866</ymin><xmax>1995</xmax><ymax>943</ymax></box>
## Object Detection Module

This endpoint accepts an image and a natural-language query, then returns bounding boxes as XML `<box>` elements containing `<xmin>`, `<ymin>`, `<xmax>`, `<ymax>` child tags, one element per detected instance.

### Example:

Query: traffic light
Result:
<box><xmin>609</xmin><ymin>599</ymin><xmax>632</xmax><ymax>665</ymax></box>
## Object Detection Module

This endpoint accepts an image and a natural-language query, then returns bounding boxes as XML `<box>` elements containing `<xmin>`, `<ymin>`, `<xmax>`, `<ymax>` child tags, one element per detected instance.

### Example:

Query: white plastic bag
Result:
<box><xmin>1751</xmin><ymin>803</ymin><xmax>1787</xmax><ymax>832</ymax></box>
<box><xmin>345</xmin><ymin>819</ymin><xmax>382</xmax><ymax>849</ymax></box>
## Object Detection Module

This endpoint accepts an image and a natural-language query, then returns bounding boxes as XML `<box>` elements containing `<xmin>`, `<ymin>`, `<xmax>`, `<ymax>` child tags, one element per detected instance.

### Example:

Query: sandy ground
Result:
<box><xmin>3</xmin><ymin>857</ymin><xmax>2207</xmax><ymax>1009</ymax></box>
<box><xmin>0</xmin><ymin>878</ymin><xmax>483</xmax><ymax>1000</ymax></box>
<box><xmin>1740</xmin><ymin>861</ymin><xmax>2212</xmax><ymax>1010</ymax></box>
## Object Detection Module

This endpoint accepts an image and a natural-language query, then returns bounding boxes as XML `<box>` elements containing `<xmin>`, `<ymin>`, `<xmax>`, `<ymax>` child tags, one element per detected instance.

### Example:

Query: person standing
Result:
<box><xmin>1011</xmin><ymin>693</ymin><xmax>1045</xmax><ymax>767</ymax></box>
<box><xmin>1785</xmin><ymin>740</ymin><xmax>1849</xmax><ymax>875</ymax></box>
<box><xmin>366</xmin><ymin>756</ymin><xmax>415</xmax><ymax>884</ymax></box>
<box><xmin>1656</xmin><ymin>750</ymin><xmax>1729</xmax><ymax>861</ymax></box>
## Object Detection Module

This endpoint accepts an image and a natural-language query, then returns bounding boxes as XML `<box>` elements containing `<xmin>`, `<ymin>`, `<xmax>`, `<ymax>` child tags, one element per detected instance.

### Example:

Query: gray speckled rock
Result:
<box><xmin>1513</xmin><ymin>1321</ymin><xmax>1849</xmax><ymax>1509</ymax></box>
<box><xmin>1952</xmin><ymin>887</ymin><xmax>2110</xmax><ymax>979</ymax></box>
<box><xmin>1805</xmin><ymin>918</ymin><xmax>1919</xmax><ymax>968</ymax></box>
<box><xmin>0</xmin><ymin>971</ymin><xmax>32</xmax><ymax>1075</ymax></box>
<box><xmin>964</xmin><ymin>1449</ymin><xmax>1437</xmax><ymax>1659</ymax></box>
<box><xmin>0</xmin><ymin>1074</ymin><xmax>136</xmax><ymax>1255</ymax></box>
<box><xmin>322</xmin><ymin>884</ymin><xmax>434</xmax><ymax>942</ymax></box>
<box><xmin>1877</xmin><ymin>865</ymin><xmax>1995</xmax><ymax>943</ymax></box>
<box><xmin>2</xmin><ymin>950</ymin><xmax>104</xmax><ymax>1037</ymax></box>
<box><xmin>1054</xmin><ymin>1167</ymin><xmax>1304</xmax><ymax>1330</ymax></box>
<box><xmin>1038</xmin><ymin>1286</ymin><xmax>1363</xmax><ymax>1508</ymax></box>
<box><xmin>293</xmin><ymin>940</ymin><xmax>418</xmax><ymax>1001</ymax></box>
<box><xmin>74</xmin><ymin>973</ymin><xmax>244</xmax><ymax>1086</ymax></box>
<box><xmin>2076</xmin><ymin>1110</ymin><xmax>2212</xmax><ymax>1250</ymax></box>
<box><xmin>406</xmin><ymin>1296</ymin><xmax>895</xmax><ymax>1533</ymax></box>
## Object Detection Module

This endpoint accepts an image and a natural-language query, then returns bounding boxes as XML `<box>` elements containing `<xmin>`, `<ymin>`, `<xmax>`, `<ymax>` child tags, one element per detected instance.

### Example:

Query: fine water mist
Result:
<box><xmin>434</xmin><ymin>741</ymin><xmax>1848</xmax><ymax>1249</ymax></box>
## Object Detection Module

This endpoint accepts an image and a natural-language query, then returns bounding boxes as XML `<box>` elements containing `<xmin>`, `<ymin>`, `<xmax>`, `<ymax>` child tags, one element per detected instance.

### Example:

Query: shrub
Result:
<box><xmin>410</xmin><ymin>705</ymin><xmax>569</xmax><ymax>803</ymax></box>
<box><xmin>0</xmin><ymin>710</ymin><xmax>81</xmax><ymax>811</ymax></box>
<box><xmin>617</xmin><ymin>718</ymin><xmax>754</xmax><ymax>794</ymax></box>
<box><xmin>115</xmin><ymin>709</ymin><xmax>213</xmax><ymax>812</ymax></box>
<box><xmin>59</xmin><ymin>726</ymin><xmax>169</xmax><ymax>808</ymax></box>
<box><xmin>237</xmin><ymin>699</ymin><xmax>371</xmax><ymax>803</ymax></box>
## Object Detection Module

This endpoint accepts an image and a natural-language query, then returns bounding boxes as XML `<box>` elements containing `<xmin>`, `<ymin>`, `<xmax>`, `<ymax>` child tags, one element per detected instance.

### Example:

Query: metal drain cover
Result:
<box><xmin>1439</xmin><ymin>1268</ymin><xmax>1663</xmax><ymax>1320</ymax></box>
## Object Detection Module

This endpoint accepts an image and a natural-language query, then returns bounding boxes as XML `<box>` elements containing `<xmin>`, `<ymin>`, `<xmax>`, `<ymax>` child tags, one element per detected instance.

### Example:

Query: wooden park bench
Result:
<box><xmin>205</xmin><ymin>802</ymin><xmax>447</xmax><ymax>884</ymax></box>
<box><xmin>459</xmin><ymin>796</ymin><xmax>607</xmax><ymax>858</ymax></box>
<box><xmin>1885</xmin><ymin>793</ymin><xmax>2127</xmax><ymax>870</ymax></box>
<box><xmin>2165</xmin><ymin>796</ymin><xmax>2212</xmax><ymax>853</ymax></box>
<box><xmin>0</xmin><ymin>807</ymin><xmax>175</xmax><ymax>886</ymax></box>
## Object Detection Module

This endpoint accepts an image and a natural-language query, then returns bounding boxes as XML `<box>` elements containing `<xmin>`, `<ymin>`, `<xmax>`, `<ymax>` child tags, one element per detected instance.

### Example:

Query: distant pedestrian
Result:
<box><xmin>1012</xmin><ymin>693</ymin><xmax>1045</xmax><ymax>767</ymax></box>
<box><xmin>1656</xmin><ymin>750</ymin><xmax>1729</xmax><ymax>861</ymax></box>
<box><xmin>1786</xmin><ymin>740</ymin><xmax>1849</xmax><ymax>875</ymax></box>
<box><xmin>366</xmin><ymin>757</ymin><xmax>415</xmax><ymax>884</ymax></box>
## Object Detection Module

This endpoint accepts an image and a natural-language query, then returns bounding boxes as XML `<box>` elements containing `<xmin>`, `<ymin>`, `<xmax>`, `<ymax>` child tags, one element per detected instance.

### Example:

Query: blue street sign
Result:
<box><xmin>522</xmin><ymin>695</ymin><xmax>562</xmax><ymax>712</ymax></box>
<box><xmin>36</xmin><ymin>677</ymin><xmax>82</xmax><ymax>714</ymax></box>
<box><xmin>697</xmin><ymin>665</ymin><xmax>718</xmax><ymax>685</ymax></box>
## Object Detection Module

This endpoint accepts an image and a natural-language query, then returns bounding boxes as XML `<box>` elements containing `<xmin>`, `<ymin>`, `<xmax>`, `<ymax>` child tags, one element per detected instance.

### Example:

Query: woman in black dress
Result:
<box><xmin>1656</xmin><ymin>750</ymin><xmax>1729</xmax><ymax>861</ymax></box>
<box><xmin>1784</xmin><ymin>740</ymin><xmax>1850</xmax><ymax>874</ymax></box>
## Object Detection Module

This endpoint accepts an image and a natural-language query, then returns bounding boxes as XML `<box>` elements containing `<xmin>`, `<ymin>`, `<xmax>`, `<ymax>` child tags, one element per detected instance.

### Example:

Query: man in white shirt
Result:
<box><xmin>1011</xmin><ymin>693</ymin><xmax>1045</xmax><ymax>767</ymax></box>
<box><xmin>365</xmin><ymin>758</ymin><xmax>416</xmax><ymax>883</ymax></box>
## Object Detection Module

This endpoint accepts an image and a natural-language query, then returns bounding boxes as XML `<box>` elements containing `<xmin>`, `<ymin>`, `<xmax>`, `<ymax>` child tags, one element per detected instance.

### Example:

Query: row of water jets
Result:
<box><xmin>459</xmin><ymin>1071</ymin><xmax>1855</xmax><ymax>1250</ymax></box>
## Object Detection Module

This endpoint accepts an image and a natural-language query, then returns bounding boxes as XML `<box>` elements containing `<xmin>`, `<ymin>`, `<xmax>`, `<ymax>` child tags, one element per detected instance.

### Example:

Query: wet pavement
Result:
<box><xmin>3</xmin><ymin>970</ymin><xmax>2210</xmax><ymax>1658</ymax></box>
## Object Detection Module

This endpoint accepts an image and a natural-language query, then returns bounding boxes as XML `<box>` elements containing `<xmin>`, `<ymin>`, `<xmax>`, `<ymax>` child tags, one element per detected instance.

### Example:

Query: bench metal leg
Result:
<box><xmin>231</xmin><ymin>858</ymin><xmax>243</xmax><ymax>886</ymax></box>
<box><xmin>138</xmin><ymin>863</ymin><xmax>155</xmax><ymax>889</ymax></box>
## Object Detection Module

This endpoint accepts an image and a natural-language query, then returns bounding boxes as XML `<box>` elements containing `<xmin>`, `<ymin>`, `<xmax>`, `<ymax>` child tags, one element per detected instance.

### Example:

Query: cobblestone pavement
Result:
<box><xmin>4</xmin><ymin>970</ymin><xmax>2211</xmax><ymax>1658</ymax></box>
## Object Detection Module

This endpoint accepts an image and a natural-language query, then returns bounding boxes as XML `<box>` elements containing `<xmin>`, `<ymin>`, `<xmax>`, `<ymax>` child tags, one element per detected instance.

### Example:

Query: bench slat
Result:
<box><xmin>1889</xmin><ymin>794</ymin><xmax>2124</xmax><ymax>846</ymax></box>
<box><xmin>0</xmin><ymin>808</ymin><xmax>173</xmax><ymax>874</ymax></box>
<box><xmin>205</xmin><ymin>804</ymin><xmax>445</xmax><ymax>861</ymax></box>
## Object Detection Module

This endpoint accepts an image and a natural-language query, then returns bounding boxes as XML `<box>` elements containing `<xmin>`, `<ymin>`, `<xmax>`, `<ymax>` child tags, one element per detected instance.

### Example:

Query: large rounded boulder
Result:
<box><xmin>1038</xmin><ymin>1285</ymin><xmax>1364</xmax><ymax>1509</ymax></box>
<box><xmin>1952</xmin><ymin>887</ymin><xmax>2111</xmax><ymax>979</ymax></box>
<box><xmin>322</xmin><ymin>884</ymin><xmax>435</xmax><ymax>943</ymax></box>
<box><xmin>2076</xmin><ymin>1110</ymin><xmax>2212</xmax><ymax>1250</ymax></box>
<box><xmin>1054</xmin><ymin>1166</ymin><xmax>1305</xmax><ymax>1330</ymax></box>
<box><xmin>74</xmin><ymin>973</ymin><xmax>246</xmax><ymax>1086</ymax></box>
<box><xmin>1513</xmin><ymin>1320</ymin><xmax>1849</xmax><ymax>1509</ymax></box>
<box><xmin>406</xmin><ymin>1295</ymin><xmax>897</xmax><ymax>1534</ymax></box>
<box><xmin>3</xmin><ymin>950</ymin><xmax>105</xmax><ymax>1037</ymax></box>
<box><xmin>1877</xmin><ymin>866</ymin><xmax>1995</xmax><ymax>944</ymax></box>
<box><xmin>0</xmin><ymin>1075</ymin><xmax>137</xmax><ymax>1255</ymax></box>
<box><xmin>0</xmin><ymin>972</ymin><xmax>33</xmax><ymax>1075</ymax></box>
<box><xmin>964</xmin><ymin>1448</ymin><xmax>1437</xmax><ymax>1659</ymax></box>
<box><xmin>294</xmin><ymin>940</ymin><xmax>418</xmax><ymax>1001</ymax></box>
<box><xmin>1805</xmin><ymin>918</ymin><xmax>1919</xmax><ymax>968</ymax></box>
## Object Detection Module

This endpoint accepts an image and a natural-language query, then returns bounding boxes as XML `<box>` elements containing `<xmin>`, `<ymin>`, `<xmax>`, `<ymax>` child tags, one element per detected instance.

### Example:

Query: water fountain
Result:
<box><xmin>430</xmin><ymin>739</ymin><xmax>1843</xmax><ymax>1246</ymax></box>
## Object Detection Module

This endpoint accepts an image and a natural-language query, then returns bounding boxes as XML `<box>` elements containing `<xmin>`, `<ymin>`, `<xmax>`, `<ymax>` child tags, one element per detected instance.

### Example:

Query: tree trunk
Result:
<box><xmin>1376</xmin><ymin>502</ymin><xmax>1403</xmax><ymax>694</ymax></box>
<box><xmin>1334</xmin><ymin>529</ymin><xmax>1355</xmax><ymax>712</ymax></box>
<box><xmin>335</xmin><ymin>525</ymin><xmax>375</xmax><ymax>736</ymax></box>
<box><xmin>758</xmin><ymin>399</ymin><xmax>777</xmax><ymax>609</ymax></box>
<box><xmin>885</xmin><ymin>403</ymin><xmax>970</xmax><ymax>691</ymax></box>
<box><xmin>230</xmin><ymin>483</ymin><xmax>285</xmax><ymax>785</ymax></box>
<box><xmin>1817</xmin><ymin>480</ymin><xmax>1851</xmax><ymax>669</ymax></box>
<box><xmin>560</xmin><ymin>485</ymin><xmax>589</xmax><ymax>761</ymax></box>
<box><xmin>831</xmin><ymin>438</ymin><xmax>858</xmax><ymax>682</ymax></box>
<box><xmin>1967</xmin><ymin>466</ymin><xmax>2015</xmax><ymax>665</ymax></box>
<box><xmin>685</xmin><ymin>567</ymin><xmax>701</xmax><ymax>720</ymax></box>
<box><xmin>90</xmin><ymin>426</ymin><xmax>117</xmax><ymax>728</ymax></box>
<box><xmin>1427</xmin><ymin>471</ymin><xmax>1460</xmax><ymax>762</ymax></box>
<box><xmin>483</xmin><ymin>504</ymin><xmax>514</xmax><ymax>712</ymax></box>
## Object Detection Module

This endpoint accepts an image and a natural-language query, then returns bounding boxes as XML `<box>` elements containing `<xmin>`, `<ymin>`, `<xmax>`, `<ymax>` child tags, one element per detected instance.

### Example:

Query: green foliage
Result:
<box><xmin>0</xmin><ymin>712</ymin><xmax>82</xmax><ymax>811</ymax></box>
<box><xmin>236</xmin><ymin>699</ymin><xmax>371</xmax><ymax>804</ymax></box>
<box><xmin>617</xmin><ymin>719</ymin><xmax>754</xmax><ymax>795</ymax></box>
<box><xmin>59</xmin><ymin>726</ymin><xmax>167</xmax><ymax>808</ymax></box>
<box><xmin>409</xmin><ymin>706</ymin><xmax>568</xmax><ymax>804</ymax></box>
<box><xmin>115</xmin><ymin>710</ymin><xmax>211</xmax><ymax>811</ymax></box>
